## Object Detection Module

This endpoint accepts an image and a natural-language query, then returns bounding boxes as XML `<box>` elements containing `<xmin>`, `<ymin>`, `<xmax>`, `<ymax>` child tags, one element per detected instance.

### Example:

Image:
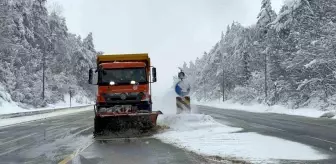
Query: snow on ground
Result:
<box><xmin>0</xmin><ymin>106</ymin><xmax>92</xmax><ymax>127</ymax></box>
<box><xmin>0</xmin><ymin>85</ymin><xmax>26</xmax><ymax>114</ymax></box>
<box><xmin>36</xmin><ymin>94</ymin><xmax>93</xmax><ymax>112</ymax></box>
<box><xmin>195</xmin><ymin>100</ymin><xmax>336</xmax><ymax>119</ymax></box>
<box><xmin>0</xmin><ymin>92</ymin><xmax>93</xmax><ymax>115</ymax></box>
<box><xmin>155</xmin><ymin>114</ymin><xmax>329</xmax><ymax>163</ymax></box>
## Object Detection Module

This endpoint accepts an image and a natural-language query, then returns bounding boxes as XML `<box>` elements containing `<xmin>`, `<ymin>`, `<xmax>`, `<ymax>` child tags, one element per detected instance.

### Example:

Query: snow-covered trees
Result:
<box><xmin>0</xmin><ymin>0</ymin><xmax>96</xmax><ymax>107</ymax></box>
<box><xmin>257</xmin><ymin>0</ymin><xmax>277</xmax><ymax>28</ymax></box>
<box><xmin>181</xmin><ymin>0</ymin><xmax>336</xmax><ymax>110</ymax></box>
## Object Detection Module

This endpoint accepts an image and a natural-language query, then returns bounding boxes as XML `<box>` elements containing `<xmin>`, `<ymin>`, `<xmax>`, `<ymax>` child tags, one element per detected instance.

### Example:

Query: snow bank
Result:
<box><xmin>39</xmin><ymin>94</ymin><xmax>93</xmax><ymax>111</ymax></box>
<box><xmin>0</xmin><ymin>93</ymin><xmax>93</xmax><ymax>115</ymax></box>
<box><xmin>0</xmin><ymin>85</ymin><xmax>25</xmax><ymax>114</ymax></box>
<box><xmin>0</xmin><ymin>106</ymin><xmax>92</xmax><ymax>127</ymax></box>
<box><xmin>196</xmin><ymin>101</ymin><xmax>336</xmax><ymax>118</ymax></box>
<box><xmin>155</xmin><ymin>114</ymin><xmax>328</xmax><ymax>162</ymax></box>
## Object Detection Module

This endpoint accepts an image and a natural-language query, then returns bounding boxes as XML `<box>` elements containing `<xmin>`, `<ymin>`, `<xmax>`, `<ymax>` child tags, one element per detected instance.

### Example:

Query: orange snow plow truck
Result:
<box><xmin>88</xmin><ymin>53</ymin><xmax>162</xmax><ymax>135</ymax></box>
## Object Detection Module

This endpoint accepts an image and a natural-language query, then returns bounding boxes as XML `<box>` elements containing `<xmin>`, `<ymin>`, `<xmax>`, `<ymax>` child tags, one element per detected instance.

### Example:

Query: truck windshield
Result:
<box><xmin>100</xmin><ymin>68</ymin><xmax>147</xmax><ymax>85</ymax></box>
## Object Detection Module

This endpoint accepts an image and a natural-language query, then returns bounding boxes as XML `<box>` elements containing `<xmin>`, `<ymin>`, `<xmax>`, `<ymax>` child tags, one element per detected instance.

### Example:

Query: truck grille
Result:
<box><xmin>107</xmin><ymin>97</ymin><xmax>137</xmax><ymax>101</ymax></box>
<box><xmin>103</xmin><ymin>92</ymin><xmax>143</xmax><ymax>102</ymax></box>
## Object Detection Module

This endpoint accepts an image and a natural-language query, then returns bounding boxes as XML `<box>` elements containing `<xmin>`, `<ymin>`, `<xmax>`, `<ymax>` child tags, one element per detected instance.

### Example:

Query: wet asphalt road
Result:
<box><xmin>0</xmin><ymin>110</ymin><xmax>94</xmax><ymax>164</ymax></box>
<box><xmin>0</xmin><ymin>108</ymin><xmax>224</xmax><ymax>164</ymax></box>
<box><xmin>197</xmin><ymin>105</ymin><xmax>336</xmax><ymax>164</ymax></box>
<box><xmin>69</xmin><ymin>138</ymin><xmax>222</xmax><ymax>164</ymax></box>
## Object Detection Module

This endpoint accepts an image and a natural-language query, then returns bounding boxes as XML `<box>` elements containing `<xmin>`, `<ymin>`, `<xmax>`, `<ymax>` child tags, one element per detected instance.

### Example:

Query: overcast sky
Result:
<box><xmin>48</xmin><ymin>0</ymin><xmax>284</xmax><ymax>95</ymax></box>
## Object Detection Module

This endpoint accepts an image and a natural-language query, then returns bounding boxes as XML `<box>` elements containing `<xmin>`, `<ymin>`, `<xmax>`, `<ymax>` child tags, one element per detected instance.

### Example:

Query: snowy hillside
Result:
<box><xmin>180</xmin><ymin>0</ymin><xmax>336</xmax><ymax>111</ymax></box>
<box><xmin>0</xmin><ymin>83</ymin><xmax>92</xmax><ymax>114</ymax></box>
<box><xmin>0</xmin><ymin>0</ymin><xmax>97</xmax><ymax>110</ymax></box>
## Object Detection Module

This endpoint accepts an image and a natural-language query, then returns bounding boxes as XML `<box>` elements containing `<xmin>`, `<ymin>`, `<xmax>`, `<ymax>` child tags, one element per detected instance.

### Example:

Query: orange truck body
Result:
<box><xmin>89</xmin><ymin>53</ymin><xmax>160</xmax><ymax>134</ymax></box>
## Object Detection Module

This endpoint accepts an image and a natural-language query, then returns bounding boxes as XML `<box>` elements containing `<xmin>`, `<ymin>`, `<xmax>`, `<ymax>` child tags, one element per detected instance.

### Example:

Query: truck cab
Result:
<box><xmin>88</xmin><ymin>53</ymin><xmax>160</xmax><ymax>134</ymax></box>
<box><xmin>89</xmin><ymin>53</ymin><xmax>157</xmax><ymax>113</ymax></box>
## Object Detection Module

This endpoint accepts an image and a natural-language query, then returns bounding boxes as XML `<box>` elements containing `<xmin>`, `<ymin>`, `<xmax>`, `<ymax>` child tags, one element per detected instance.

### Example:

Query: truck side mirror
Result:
<box><xmin>152</xmin><ymin>67</ymin><xmax>157</xmax><ymax>83</ymax></box>
<box><xmin>88</xmin><ymin>68</ymin><xmax>93</xmax><ymax>84</ymax></box>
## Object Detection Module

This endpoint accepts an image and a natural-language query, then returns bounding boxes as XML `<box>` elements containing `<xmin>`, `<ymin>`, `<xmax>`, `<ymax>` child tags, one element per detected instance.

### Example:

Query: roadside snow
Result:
<box><xmin>155</xmin><ymin>114</ymin><xmax>329</xmax><ymax>162</ymax></box>
<box><xmin>0</xmin><ymin>85</ymin><xmax>25</xmax><ymax>114</ymax></box>
<box><xmin>0</xmin><ymin>93</ymin><xmax>93</xmax><ymax>115</ymax></box>
<box><xmin>196</xmin><ymin>101</ymin><xmax>336</xmax><ymax>118</ymax></box>
<box><xmin>0</xmin><ymin>106</ymin><xmax>92</xmax><ymax>127</ymax></box>
<box><xmin>36</xmin><ymin>94</ymin><xmax>93</xmax><ymax>112</ymax></box>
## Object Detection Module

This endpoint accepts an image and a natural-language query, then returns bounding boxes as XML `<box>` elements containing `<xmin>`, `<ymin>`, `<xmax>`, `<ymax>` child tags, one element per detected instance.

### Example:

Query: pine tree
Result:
<box><xmin>178</xmin><ymin>0</ymin><xmax>336</xmax><ymax>109</ymax></box>
<box><xmin>257</xmin><ymin>0</ymin><xmax>277</xmax><ymax>28</ymax></box>
<box><xmin>83</xmin><ymin>32</ymin><xmax>95</xmax><ymax>51</ymax></box>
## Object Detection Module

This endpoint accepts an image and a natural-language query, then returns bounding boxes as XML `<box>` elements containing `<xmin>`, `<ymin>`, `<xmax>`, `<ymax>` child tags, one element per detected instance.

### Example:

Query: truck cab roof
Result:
<box><xmin>97</xmin><ymin>53</ymin><xmax>150</xmax><ymax>67</ymax></box>
<box><xmin>100</xmin><ymin>62</ymin><xmax>146</xmax><ymax>69</ymax></box>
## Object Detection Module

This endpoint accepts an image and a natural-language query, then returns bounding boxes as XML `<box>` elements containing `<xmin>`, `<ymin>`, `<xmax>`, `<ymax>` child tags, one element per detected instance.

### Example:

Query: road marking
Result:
<box><xmin>58</xmin><ymin>126</ymin><xmax>94</xmax><ymax>164</ymax></box>
<box><xmin>58</xmin><ymin>153</ymin><xmax>74</xmax><ymax>164</ymax></box>
<box><xmin>252</xmin><ymin>123</ymin><xmax>286</xmax><ymax>132</ymax></box>
<box><xmin>0</xmin><ymin>133</ymin><xmax>37</xmax><ymax>146</ymax></box>
<box><xmin>306</xmin><ymin>136</ymin><xmax>336</xmax><ymax>145</ymax></box>
<box><xmin>58</xmin><ymin>139</ymin><xmax>94</xmax><ymax>164</ymax></box>
<box><xmin>211</xmin><ymin>112</ymin><xmax>287</xmax><ymax>132</ymax></box>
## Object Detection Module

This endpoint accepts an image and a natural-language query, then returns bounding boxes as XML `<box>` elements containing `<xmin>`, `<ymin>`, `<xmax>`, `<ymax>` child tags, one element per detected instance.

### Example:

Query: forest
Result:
<box><xmin>0</xmin><ymin>0</ymin><xmax>97</xmax><ymax>107</ymax></box>
<box><xmin>181</xmin><ymin>0</ymin><xmax>336</xmax><ymax>110</ymax></box>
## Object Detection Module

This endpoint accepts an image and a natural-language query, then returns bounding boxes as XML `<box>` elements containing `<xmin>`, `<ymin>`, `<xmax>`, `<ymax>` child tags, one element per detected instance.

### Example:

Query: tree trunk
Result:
<box><xmin>264</xmin><ymin>52</ymin><xmax>268</xmax><ymax>104</ymax></box>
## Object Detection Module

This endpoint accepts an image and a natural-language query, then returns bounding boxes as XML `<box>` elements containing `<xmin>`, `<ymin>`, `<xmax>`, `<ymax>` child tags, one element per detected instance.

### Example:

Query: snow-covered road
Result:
<box><xmin>155</xmin><ymin>113</ymin><xmax>330</xmax><ymax>163</ymax></box>
<box><xmin>189</xmin><ymin>105</ymin><xmax>336</xmax><ymax>163</ymax></box>
<box><xmin>1</xmin><ymin>102</ymin><xmax>335</xmax><ymax>163</ymax></box>
<box><xmin>197</xmin><ymin>101</ymin><xmax>336</xmax><ymax>119</ymax></box>
<box><xmin>0</xmin><ymin>107</ymin><xmax>228</xmax><ymax>164</ymax></box>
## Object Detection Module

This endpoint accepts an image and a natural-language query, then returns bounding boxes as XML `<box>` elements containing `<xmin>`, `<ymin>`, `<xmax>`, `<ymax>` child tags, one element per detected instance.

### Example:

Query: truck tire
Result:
<box><xmin>94</xmin><ymin>117</ymin><xmax>103</xmax><ymax>136</ymax></box>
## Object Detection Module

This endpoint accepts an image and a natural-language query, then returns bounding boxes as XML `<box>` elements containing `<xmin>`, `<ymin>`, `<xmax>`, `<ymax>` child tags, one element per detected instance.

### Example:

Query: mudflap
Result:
<box><xmin>93</xmin><ymin>111</ymin><xmax>162</xmax><ymax>137</ymax></box>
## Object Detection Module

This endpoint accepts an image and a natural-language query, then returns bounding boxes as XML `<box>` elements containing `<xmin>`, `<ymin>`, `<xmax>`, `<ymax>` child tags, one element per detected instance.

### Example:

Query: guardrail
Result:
<box><xmin>0</xmin><ymin>105</ymin><xmax>93</xmax><ymax>119</ymax></box>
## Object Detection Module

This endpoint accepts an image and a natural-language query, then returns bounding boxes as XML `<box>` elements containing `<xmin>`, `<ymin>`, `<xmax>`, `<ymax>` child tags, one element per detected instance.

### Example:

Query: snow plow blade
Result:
<box><xmin>94</xmin><ymin>111</ymin><xmax>162</xmax><ymax>136</ymax></box>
